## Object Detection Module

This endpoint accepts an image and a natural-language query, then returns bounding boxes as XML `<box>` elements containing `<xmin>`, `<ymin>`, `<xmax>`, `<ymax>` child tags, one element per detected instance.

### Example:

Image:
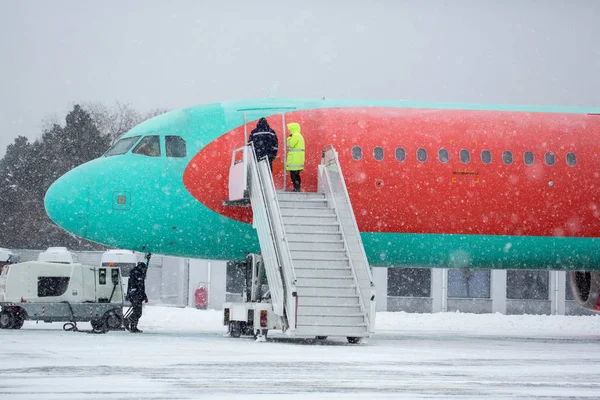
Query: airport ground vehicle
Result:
<box><xmin>0</xmin><ymin>260</ymin><xmax>124</xmax><ymax>331</ymax></box>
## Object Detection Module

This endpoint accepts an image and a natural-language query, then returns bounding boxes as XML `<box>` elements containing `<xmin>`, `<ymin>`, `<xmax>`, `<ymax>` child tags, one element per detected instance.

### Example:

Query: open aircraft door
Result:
<box><xmin>239</xmin><ymin>107</ymin><xmax>296</xmax><ymax>191</ymax></box>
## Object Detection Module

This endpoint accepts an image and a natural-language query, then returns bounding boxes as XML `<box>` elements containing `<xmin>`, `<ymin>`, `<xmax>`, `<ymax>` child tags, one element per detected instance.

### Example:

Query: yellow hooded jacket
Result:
<box><xmin>286</xmin><ymin>122</ymin><xmax>305</xmax><ymax>171</ymax></box>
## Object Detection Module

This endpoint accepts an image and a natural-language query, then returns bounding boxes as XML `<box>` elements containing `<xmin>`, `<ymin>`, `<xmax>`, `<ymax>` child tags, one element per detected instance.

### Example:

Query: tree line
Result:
<box><xmin>0</xmin><ymin>103</ymin><xmax>166</xmax><ymax>250</ymax></box>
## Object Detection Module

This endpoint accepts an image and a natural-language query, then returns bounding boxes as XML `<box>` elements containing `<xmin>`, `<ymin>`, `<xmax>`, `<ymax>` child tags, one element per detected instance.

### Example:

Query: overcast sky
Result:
<box><xmin>1</xmin><ymin>0</ymin><xmax>598</xmax><ymax>157</ymax></box>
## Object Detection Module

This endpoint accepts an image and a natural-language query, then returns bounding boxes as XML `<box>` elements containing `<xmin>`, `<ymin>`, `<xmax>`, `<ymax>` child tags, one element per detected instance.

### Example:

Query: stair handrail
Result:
<box><xmin>245</xmin><ymin>145</ymin><xmax>286</xmax><ymax>322</ymax></box>
<box><xmin>319</xmin><ymin>144</ymin><xmax>375</xmax><ymax>334</ymax></box>
<box><xmin>248</xmin><ymin>145</ymin><xmax>298</xmax><ymax>332</ymax></box>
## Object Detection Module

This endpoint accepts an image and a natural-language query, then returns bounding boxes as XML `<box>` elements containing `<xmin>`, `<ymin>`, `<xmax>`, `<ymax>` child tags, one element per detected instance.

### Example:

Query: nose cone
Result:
<box><xmin>45</xmin><ymin>165</ymin><xmax>90</xmax><ymax>239</ymax></box>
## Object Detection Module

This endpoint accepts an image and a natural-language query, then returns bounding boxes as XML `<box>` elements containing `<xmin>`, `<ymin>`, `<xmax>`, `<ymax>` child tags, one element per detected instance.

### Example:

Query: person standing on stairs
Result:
<box><xmin>286</xmin><ymin>122</ymin><xmax>305</xmax><ymax>192</ymax></box>
<box><xmin>248</xmin><ymin>117</ymin><xmax>278</xmax><ymax>172</ymax></box>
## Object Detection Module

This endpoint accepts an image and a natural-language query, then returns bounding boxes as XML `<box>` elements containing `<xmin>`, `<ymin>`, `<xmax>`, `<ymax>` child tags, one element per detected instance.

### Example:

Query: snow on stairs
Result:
<box><xmin>277</xmin><ymin>191</ymin><xmax>369</xmax><ymax>339</ymax></box>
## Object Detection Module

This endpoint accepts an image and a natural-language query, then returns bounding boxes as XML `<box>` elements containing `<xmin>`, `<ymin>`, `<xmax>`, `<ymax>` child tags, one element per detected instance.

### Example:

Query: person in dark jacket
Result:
<box><xmin>126</xmin><ymin>262</ymin><xmax>148</xmax><ymax>333</ymax></box>
<box><xmin>248</xmin><ymin>117</ymin><xmax>278</xmax><ymax>171</ymax></box>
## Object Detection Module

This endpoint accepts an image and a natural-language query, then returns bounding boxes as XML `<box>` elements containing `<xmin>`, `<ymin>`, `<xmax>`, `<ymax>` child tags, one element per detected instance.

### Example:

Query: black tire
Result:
<box><xmin>347</xmin><ymin>337</ymin><xmax>362</xmax><ymax>344</ymax></box>
<box><xmin>11</xmin><ymin>315</ymin><xmax>24</xmax><ymax>330</ymax></box>
<box><xmin>91</xmin><ymin>318</ymin><xmax>106</xmax><ymax>332</ymax></box>
<box><xmin>230</xmin><ymin>322</ymin><xmax>241</xmax><ymax>338</ymax></box>
<box><xmin>103</xmin><ymin>310</ymin><xmax>122</xmax><ymax>331</ymax></box>
<box><xmin>0</xmin><ymin>311</ymin><xmax>14</xmax><ymax>329</ymax></box>
<box><xmin>316</xmin><ymin>336</ymin><xmax>328</xmax><ymax>340</ymax></box>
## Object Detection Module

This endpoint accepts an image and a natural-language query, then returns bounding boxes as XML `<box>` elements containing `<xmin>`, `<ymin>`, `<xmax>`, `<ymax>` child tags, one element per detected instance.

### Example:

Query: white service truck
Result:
<box><xmin>101</xmin><ymin>249</ymin><xmax>138</xmax><ymax>306</ymax></box>
<box><xmin>0</xmin><ymin>260</ymin><xmax>124</xmax><ymax>331</ymax></box>
<box><xmin>223</xmin><ymin>253</ymin><xmax>280</xmax><ymax>340</ymax></box>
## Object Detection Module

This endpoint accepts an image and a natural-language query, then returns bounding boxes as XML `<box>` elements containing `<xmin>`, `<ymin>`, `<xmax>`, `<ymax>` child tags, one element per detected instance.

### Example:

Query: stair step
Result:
<box><xmin>292</xmin><ymin>253</ymin><xmax>348</xmax><ymax>261</ymax></box>
<box><xmin>299</xmin><ymin>296</ymin><xmax>361</xmax><ymax>307</ymax></box>
<box><xmin>293</xmin><ymin>325</ymin><xmax>369</xmax><ymax>338</ymax></box>
<box><xmin>278</xmin><ymin>199</ymin><xmax>329</xmax><ymax>209</ymax></box>
<box><xmin>297</xmin><ymin>305</ymin><xmax>362</xmax><ymax>315</ymax></box>
<box><xmin>287</xmin><ymin>233</ymin><xmax>343</xmax><ymax>242</ymax></box>
<box><xmin>280</xmin><ymin>208</ymin><xmax>335</xmax><ymax>218</ymax></box>
<box><xmin>283</xmin><ymin>215</ymin><xmax>338</xmax><ymax>225</ymax></box>
<box><xmin>295</xmin><ymin>268</ymin><xmax>352</xmax><ymax>278</ymax></box>
<box><xmin>284</xmin><ymin>224</ymin><xmax>340</xmax><ymax>234</ymax></box>
<box><xmin>297</xmin><ymin>314</ymin><xmax>366</xmax><ymax>326</ymax></box>
<box><xmin>296</xmin><ymin>286</ymin><xmax>357</xmax><ymax>297</ymax></box>
<box><xmin>277</xmin><ymin>192</ymin><xmax>325</xmax><ymax>202</ymax></box>
<box><xmin>294</xmin><ymin>260</ymin><xmax>350</xmax><ymax>269</ymax></box>
<box><xmin>296</xmin><ymin>277</ymin><xmax>355</xmax><ymax>287</ymax></box>
<box><xmin>288</xmin><ymin>240</ymin><xmax>344</xmax><ymax>252</ymax></box>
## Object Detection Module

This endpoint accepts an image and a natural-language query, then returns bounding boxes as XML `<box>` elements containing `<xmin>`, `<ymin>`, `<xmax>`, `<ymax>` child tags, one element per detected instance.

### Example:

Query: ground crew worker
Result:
<box><xmin>126</xmin><ymin>262</ymin><xmax>148</xmax><ymax>333</ymax></box>
<box><xmin>286</xmin><ymin>122</ymin><xmax>305</xmax><ymax>192</ymax></box>
<box><xmin>248</xmin><ymin>117</ymin><xmax>278</xmax><ymax>171</ymax></box>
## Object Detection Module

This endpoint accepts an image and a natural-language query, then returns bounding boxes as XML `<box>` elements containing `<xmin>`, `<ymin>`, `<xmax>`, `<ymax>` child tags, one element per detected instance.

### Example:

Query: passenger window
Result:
<box><xmin>351</xmin><ymin>146</ymin><xmax>362</xmax><ymax>160</ymax></box>
<box><xmin>502</xmin><ymin>151</ymin><xmax>513</xmax><ymax>165</ymax></box>
<box><xmin>417</xmin><ymin>148</ymin><xmax>427</xmax><ymax>162</ymax></box>
<box><xmin>104</xmin><ymin>136</ymin><xmax>141</xmax><ymax>157</ymax></box>
<box><xmin>438</xmin><ymin>148</ymin><xmax>449</xmax><ymax>163</ymax></box>
<box><xmin>373</xmin><ymin>146</ymin><xmax>384</xmax><ymax>161</ymax></box>
<box><xmin>524</xmin><ymin>151</ymin><xmax>534</xmax><ymax>165</ymax></box>
<box><xmin>395</xmin><ymin>147</ymin><xmax>406</xmax><ymax>162</ymax></box>
<box><xmin>481</xmin><ymin>150</ymin><xmax>492</xmax><ymax>164</ymax></box>
<box><xmin>133</xmin><ymin>136</ymin><xmax>161</xmax><ymax>157</ymax></box>
<box><xmin>566</xmin><ymin>152</ymin><xmax>577</xmax><ymax>167</ymax></box>
<box><xmin>460</xmin><ymin>149</ymin><xmax>470</xmax><ymax>164</ymax></box>
<box><xmin>545</xmin><ymin>152</ymin><xmax>556</xmax><ymax>166</ymax></box>
<box><xmin>166</xmin><ymin>136</ymin><xmax>187</xmax><ymax>158</ymax></box>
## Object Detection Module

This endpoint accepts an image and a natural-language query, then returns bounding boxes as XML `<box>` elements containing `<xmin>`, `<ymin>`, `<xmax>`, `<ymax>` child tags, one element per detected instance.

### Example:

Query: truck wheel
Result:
<box><xmin>91</xmin><ymin>318</ymin><xmax>106</xmax><ymax>332</ymax></box>
<box><xmin>347</xmin><ymin>337</ymin><xmax>362</xmax><ymax>344</ymax></box>
<box><xmin>11</xmin><ymin>315</ymin><xmax>25</xmax><ymax>330</ymax></box>
<box><xmin>0</xmin><ymin>311</ymin><xmax>14</xmax><ymax>329</ymax></box>
<box><xmin>315</xmin><ymin>336</ymin><xmax>328</xmax><ymax>340</ymax></box>
<box><xmin>103</xmin><ymin>311</ymin><xmax>122</xmax><ymax>330</ymax></box>
<box><xmin>230</xmin><ymin>322</ymin><xmax>242</xmax><ymax>338</ymax></box>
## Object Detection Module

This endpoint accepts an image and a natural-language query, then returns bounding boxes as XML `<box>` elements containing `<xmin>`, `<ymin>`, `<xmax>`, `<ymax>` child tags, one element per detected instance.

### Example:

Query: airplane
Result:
<box><xmin>44</xmin><ymin>98</ymin><xmax>600</xmax><ymax>311</ymax></box>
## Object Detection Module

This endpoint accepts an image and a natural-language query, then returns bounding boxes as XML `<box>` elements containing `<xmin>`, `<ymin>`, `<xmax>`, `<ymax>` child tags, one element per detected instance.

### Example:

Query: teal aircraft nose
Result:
<box><xmin>44</xmin><ymin>165</ymin><xmax>90</xmax><ymax>239</ymax></box>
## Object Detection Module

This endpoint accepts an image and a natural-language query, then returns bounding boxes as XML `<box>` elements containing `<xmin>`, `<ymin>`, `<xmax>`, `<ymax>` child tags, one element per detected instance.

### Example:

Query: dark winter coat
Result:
<box><xmin>248</xmin><ymin>118</ymin><xmax>278</xmax><ymax>161</ymax></box>
<box><xmin>127</xmin><ymin>267</ymin><xmax>147</xmax><ymax>302</ymax></box>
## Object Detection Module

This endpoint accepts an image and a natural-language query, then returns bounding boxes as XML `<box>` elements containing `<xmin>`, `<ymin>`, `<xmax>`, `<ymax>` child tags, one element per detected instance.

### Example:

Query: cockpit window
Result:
<box><xmin>104</xmin><ymin>136</ymin><xmax>141</xmax><ymax>157</ymax></box>
<box><xmin>166</xmin><ymin>136</ymin><xmax>187</xmax><ymax>158</ymax></box>
<box><xmin>133</xmin><ymin>136</ymin><xmax>161</xmax><ymax>157</ymax></box>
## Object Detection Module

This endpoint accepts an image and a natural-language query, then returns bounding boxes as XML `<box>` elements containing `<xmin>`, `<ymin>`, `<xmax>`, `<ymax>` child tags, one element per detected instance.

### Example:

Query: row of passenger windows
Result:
<box><xmin>352</xmin><ymin>146</ymin><xmax>577</xmax><ymax>167</ymax></box>
<box><xmin>104</xmin><ymin>135</ymin><xmax>187</xmax><ymax>158</ymax></box>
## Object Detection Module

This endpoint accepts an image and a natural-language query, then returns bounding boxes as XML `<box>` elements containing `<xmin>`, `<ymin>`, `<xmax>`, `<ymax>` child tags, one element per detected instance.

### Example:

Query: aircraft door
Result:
<box><xmin>239</xmin><ymin>107</ymin><xmax>296</xmax><ymax>191</ymax></box>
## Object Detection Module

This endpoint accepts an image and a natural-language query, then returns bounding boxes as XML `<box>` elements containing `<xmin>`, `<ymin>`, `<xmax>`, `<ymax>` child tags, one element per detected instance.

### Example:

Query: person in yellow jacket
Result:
<box><xmin>286</xmin><ymin>122</ymin><xmax>305</xmax><ymax>192</ymax></box>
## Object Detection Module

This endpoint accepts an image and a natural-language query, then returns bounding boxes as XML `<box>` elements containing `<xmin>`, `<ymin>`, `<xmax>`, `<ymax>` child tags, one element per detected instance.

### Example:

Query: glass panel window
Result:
<box><xmin>506</xmin><ymin>270</ymin><xmax>549</xmax><ymax>300</ymax></box>
<box><xmin>417</xmin><ymin>148</ymin><xmax>427</xmax><ymax>162</ymax></box>
<box><xmin>395</xmin><ymin>147</ymin><xmax>406</xmax><ymax>162</ymax></box>
<box><xmin>447</xmin><ymin>269</ymin><xmax>491</xmax><ymax>298</ymax></box>
<box><xmin>460</xmin><ymin>149</ymin><xmax>470</xmax><ymax>164</ymax></box>
<box><xmin>373</xmin><ymin>146</ymin><xmax>384</xmax><ymax>161</ymax></box>
<box><xmin>133</xmin><ymin>135</ymin><xmax>161</xmax><ymax>157</ymax></box>
<box><xmin>545</xmin><ymin>152</ymin><xmax>556</xmax><ymax>166</ymax></box>
<box><xmin>166</xmin><ymin>136</ymin><xmax>187</xmax><ymax>158</ymax></box>
<box><xmin>438</xmin><ymin>148</ymin><xmax>449</xmax><ymax>163</ymax></box>
<box><xmin>351</xmin><ymin>146</ymin><xmax>362</xmax><ymax>160</ymax></box>
<box><xmin>566</xmin><ymin>152</ymin><xmax>577</xmax><ymax>167</ymax></box>
<box><xmin>387</xmin><ymin>268</ymin><xmax>431</xmax><ymax>297</ymax></box>
<box><xmin>481</xmin><ymin>150</ymin><xmax>492</xmax><ymax>164</ymax></box>
<box><xmin>524</xmin><ymin>151</ymin><xmax>534</xmax><ymax>165</ymax></box>
<box><xmin>565</xmin><ymin>272</ymin><xmax>575</xmax><ymax>301</ymax></box>
<box><xmin>502</xmin><ymin>150</ymin><xmax>513</xmax><ymax>165</ymax></box>
<box><xmin>37</xmin><ymin>277</ymin><xmax>70</xmax><ymax>297</ymax></box>
<box><xmin>104</xmin><ymin>136</ymin><xmax>141</xmax><ymax>157</ymax></box>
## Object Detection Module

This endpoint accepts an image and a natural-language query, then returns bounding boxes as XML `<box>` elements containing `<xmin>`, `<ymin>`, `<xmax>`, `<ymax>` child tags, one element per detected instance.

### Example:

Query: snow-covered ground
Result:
<box><xmin>2</xmin><ymin>306</ymin><xmax>600</xmax><ymax>399</ymax></box>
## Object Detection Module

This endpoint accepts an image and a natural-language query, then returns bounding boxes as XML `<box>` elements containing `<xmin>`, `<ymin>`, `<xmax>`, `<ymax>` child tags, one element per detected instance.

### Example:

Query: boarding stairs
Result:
<box><xmin>226</xmin><ymin>144</ymin><xmax>375</xmax><ymax>340</ymax></box>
